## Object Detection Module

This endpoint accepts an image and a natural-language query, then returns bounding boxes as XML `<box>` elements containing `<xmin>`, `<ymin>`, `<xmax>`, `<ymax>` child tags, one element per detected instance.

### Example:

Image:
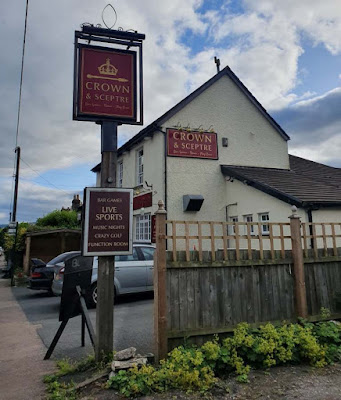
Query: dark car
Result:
<box><xmin>28</xmin><ymin>251</ymin><xmax>80</xmax><ymax>293</ymax></box>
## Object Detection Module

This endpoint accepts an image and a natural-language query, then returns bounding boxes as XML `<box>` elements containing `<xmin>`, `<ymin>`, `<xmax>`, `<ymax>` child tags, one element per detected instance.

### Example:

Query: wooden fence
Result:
<box><xmin>154</xmin><ymin>201</ymin><xmax>341</xmax><ymax>362</ymax></box>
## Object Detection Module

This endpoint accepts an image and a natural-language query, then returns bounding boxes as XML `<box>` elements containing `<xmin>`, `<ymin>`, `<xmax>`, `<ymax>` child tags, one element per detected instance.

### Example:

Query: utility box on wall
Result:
<box><xmin>183</xmin><ymin>195</ymin><xmax>204</xmax><ymax>212</ymax></box>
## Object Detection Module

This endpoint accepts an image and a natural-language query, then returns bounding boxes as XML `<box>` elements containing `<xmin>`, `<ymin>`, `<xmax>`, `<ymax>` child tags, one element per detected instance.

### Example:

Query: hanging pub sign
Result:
<box><xmin>82</xmin><ymin>187</ymin><xmax>133</xmax><ymax>256</ymax></box>
<box><xmin>167</xmin><ymin>129</ymin><xmax>218</xmax><ymax>160</ymax></box>
<box><xmin>74</xmin><ymin>45</ymin><xmax>137</xmax><ymax>122</ymax></box>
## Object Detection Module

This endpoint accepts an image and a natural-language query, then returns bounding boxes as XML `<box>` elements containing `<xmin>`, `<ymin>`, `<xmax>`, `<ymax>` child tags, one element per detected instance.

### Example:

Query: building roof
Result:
<box><xmin>92</xmin><ymin>65</ymin><xmax>290</xmax><ymax>173</ymax></box>
<box><xmin>221</xmin><ymin>155</ymin><xmax>341</xmax><ymax>208</ymax></box>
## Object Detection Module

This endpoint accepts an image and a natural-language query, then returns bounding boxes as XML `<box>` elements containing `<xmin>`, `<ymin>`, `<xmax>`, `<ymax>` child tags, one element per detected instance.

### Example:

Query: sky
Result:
<box><xmin>0</xmin><ymin>0</ymin><xmax>340</xmax><ymax>225</ymax></box>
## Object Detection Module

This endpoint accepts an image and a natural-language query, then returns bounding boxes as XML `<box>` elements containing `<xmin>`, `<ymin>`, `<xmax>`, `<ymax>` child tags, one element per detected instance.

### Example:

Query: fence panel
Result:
<box><xmin>166</xmin><ymin>257</ymin><xmax>296</xmax><ymax>348</ymax></box>
<box><xmin>154</xmin><ymin>203</ymin><xmax>341</xmax><ymax>357</ymax></box>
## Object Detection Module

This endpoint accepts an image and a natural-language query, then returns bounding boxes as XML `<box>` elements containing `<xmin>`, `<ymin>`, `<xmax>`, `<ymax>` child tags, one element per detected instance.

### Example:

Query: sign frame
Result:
<box><xmin>75</xmin><ymin>44</ymin><xmax>137</xmax><ymax>122</ymax></box>
<box><xmin>166</xmin><ymin>128</ymin><xmax>219</xmax><ymax>160</ymax></box>
<box><xmin>73</xmin><ymin>27</ymin><xmax>144</xmax><ymax>125</ymax></box>
<box><xmin>82</xmin><ymin>187</ymin><xmax>133</xmax><ymax>256</ymax></box>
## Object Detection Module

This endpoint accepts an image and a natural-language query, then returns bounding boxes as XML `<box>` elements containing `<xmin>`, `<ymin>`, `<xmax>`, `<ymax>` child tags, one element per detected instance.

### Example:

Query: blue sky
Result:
<box><xmin>0</xmin><ymin>0</ymin><xmax>340</xmax><ymax>224</ymax></box>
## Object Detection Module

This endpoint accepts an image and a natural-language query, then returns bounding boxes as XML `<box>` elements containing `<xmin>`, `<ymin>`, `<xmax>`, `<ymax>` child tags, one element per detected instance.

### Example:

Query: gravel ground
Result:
<box><xmin>77</xmin><ymin>363</ymin><xmax>341</xmax><ymax>400</ymax></box>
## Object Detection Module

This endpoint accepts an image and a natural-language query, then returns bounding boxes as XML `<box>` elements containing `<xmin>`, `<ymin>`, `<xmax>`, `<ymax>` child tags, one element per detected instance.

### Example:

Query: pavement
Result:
<box><xmin>0</xmin><ymin>278</ymin><xmax>55</xmax><ymax>400</ymax></box>
<box><xmin>0</xmin><ymin>253</ymin><xmax>153</xmax><ymax>399</ymax></box>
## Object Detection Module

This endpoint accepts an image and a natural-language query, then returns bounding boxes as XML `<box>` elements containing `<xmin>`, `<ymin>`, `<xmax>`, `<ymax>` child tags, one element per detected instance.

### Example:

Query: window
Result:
<box><xmin>229</xmin><ymin>216</ymin><xmax>238</xmax><ymax>235</ymax></box>
<box><xmin>116</xmin><ymin>248</ymin><xmax>139</xmax><ymax>262</ymax></box>
<box><xmin>259</xmin><ymin>212</ymin><xmax>270</xmax><ymax>235</ymax></box>
<box><xmin>136</xmin><ymin>148</ymin><xmax>144</xmax><ymax>186</ymax></box>
<box><xmin>140</xmin><ymin>246</ymin><xmax>155</xmax><ymax>260</ymax></box>
<box><xmin>118</xmin><ymin>161</ymin><xmax>123</xmax><ymax>188</ymax></box>
<box><xmin>243</xmin><ymin>214</ymin><xmax>254</xmax><ymax>234</ymax></box>
<box><xmin>135</xmin><ymin>214</ymin><xmax>151</xmax><ymax>242</ymax></box>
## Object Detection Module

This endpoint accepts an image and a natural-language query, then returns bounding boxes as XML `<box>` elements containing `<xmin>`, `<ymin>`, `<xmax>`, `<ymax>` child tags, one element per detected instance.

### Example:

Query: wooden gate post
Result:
<box><xmin>154</xmin><ymin>200</ymin><xmax>167</xmax><ymax>363</ymax></box>
<box><xmin>289</xmin><ymin>206</ymin><xmax>308</xmax><ymax>319</ymax></box>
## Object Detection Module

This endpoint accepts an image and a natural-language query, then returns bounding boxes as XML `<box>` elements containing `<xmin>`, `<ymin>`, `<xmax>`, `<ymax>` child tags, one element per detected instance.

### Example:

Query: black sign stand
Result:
<box><xmin>44</xmin><ymin>286</ymin><xmax>96</xmax><ymax>360</ymax></box>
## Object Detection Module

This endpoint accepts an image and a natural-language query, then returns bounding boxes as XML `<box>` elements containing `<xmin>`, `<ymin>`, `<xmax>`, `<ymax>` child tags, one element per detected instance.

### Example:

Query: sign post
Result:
<box><xmin>73</xmin><ymin>24</ymin><xmax>145</xmax><ymax>361</ymax></box>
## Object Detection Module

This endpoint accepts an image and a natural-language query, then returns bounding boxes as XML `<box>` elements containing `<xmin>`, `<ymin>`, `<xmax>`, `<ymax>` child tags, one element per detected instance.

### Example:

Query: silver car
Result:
<box><xmin>52</xmin><ymin>244</ymin><xmax>155</xmax><ymax>307</ymax></box>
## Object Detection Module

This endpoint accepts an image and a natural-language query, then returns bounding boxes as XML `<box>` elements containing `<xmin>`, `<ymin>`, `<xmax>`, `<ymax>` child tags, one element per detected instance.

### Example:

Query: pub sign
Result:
<box><xmin>167</xmin><ymin>129</ymin><xmax>218</xmax><ymax>160</ymax></box>
<box><xmin>74</xmin><ymin>44</ymin><xmax>137</xmax><ymax>123</ymax></box>
<box><xmin>82</xmin><ymin>187</ymin><xmax>133</xmax><ymax>256</ymax></box>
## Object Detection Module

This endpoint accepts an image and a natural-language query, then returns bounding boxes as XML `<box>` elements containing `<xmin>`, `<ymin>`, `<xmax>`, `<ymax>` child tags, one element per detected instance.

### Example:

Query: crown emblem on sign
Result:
<box><xmin>98</xmin><ymin>58</ymin><xmax>118</xmax><ymax>76</ymax></box>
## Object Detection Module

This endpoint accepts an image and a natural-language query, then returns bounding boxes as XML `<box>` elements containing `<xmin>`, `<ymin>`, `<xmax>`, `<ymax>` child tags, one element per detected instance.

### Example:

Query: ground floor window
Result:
<box><xmin>259</xmin><ymin>212</ymin><xmax>270</xmax><ymax>235</ymax></box>
<box><xmin>243</xmin><ymin>214</ymin><xmax>254</xmax><ymax>234</ymax></box>
<box><xmin>135</xmin><ymin>214</ymin><xmax>151</xmax><ymax>242</ymax></box>
<box><xmin>229</xmin><ymin>216</ymin><xmax>238</xmax><ymax>235</ymax></box>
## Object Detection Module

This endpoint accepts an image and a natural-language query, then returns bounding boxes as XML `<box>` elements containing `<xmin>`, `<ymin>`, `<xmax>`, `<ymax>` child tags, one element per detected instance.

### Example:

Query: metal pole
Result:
<box><xmin>10</xmin><ymin>147</ymin><xmax>20</xmax><ymax>285</ymax></box>
<box><xmin>12</xmin><ymin>147</ymin><xmax>21</xmax><ymax>223</ymax></box>
<box><xmin>95</xmin><ymin>121</ymin><xmax>117</xmax><ymax>361</ymax></box>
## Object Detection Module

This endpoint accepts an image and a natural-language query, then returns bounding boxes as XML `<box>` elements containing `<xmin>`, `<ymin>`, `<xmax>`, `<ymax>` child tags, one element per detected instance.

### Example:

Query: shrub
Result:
<box><xmin>107</xmin><ymin>321</ymin><xmax>341</xmax><ymax>397</ymax></box>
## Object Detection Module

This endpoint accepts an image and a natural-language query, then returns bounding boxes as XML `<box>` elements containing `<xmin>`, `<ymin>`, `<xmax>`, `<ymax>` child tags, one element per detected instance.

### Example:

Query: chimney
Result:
<box><xmin>72</xmin><ymin>194</ymin><xmax>82</xmax><ymax>211</ymax></box>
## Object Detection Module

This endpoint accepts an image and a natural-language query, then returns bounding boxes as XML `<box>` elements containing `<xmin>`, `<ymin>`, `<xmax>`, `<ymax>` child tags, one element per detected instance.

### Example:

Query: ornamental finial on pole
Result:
<box><xmin>289</xmin><ymin>205</ymin><xmax>300</xmax><ymax>219</ymax></box>
<box><xmin>156</xmin><ymin>200</ymin><xmax>167</xmax><ymax>214</ymax></box>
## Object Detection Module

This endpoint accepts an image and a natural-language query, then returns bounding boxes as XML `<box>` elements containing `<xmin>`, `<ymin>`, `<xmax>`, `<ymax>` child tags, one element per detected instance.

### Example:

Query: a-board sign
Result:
<box><xmin>167</xmin><ymin>129</ymin><xmax>218</xmax><ymax>160</ymax></box>
<box><xmin>82</xmin><ymin>187</ymin><xmax>133</xmax><ymax>256</ymax></box>
<box><xmin>74</xmin><ymin>44</ymin><xmax>137</xmax><ymax>122</ymax></box>
<box><xmin>59</xmin><ymin>255</ymin><xmax>93</xmax><ymax>321</ymax></box>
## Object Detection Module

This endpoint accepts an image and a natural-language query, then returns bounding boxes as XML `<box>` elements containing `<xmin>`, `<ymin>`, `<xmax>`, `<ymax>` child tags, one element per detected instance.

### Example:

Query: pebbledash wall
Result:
<box><xmin>94</xmin><ymin>73</ymin><xmax>341</xmax><ymax>245</ymax></box>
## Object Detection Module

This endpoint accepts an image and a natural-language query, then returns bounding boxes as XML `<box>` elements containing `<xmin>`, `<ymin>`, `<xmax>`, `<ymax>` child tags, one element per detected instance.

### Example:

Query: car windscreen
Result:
<box><xmin>48</xmin><ymin>252</ymin><xmax>78</xmax><ymax>265</ymax></box>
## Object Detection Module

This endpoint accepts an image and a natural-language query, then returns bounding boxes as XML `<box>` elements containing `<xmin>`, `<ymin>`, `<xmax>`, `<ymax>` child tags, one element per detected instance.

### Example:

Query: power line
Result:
<box><xmin>15</xmin><ymin>0</ymin><xmax>29</xmax><ymax>148</ymax></box>
<box><xmin>20</xmin><ymin>157</ymin><xmax>71</xmax><ymax>195</ymax></box>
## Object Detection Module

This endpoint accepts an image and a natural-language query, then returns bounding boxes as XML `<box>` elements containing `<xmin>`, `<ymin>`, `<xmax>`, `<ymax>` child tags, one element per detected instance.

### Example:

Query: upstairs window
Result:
<box><xmin>118</xmin><ymin>161</ymin><xmax>123</xmax><ymax>188</ymax></box>
<box><xmin>259</xmin><ymin>212</ymin><xmax>270</xmax><ymax>235</ymax></box>
<box><xmin>136</xmin><ymin>148</ymin><xmax>144</xmax><ymax>186</ymax></box>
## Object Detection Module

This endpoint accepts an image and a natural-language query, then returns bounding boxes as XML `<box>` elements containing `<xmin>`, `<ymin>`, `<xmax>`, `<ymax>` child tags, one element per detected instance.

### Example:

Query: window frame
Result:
<box><xmin>135</xmin><ymin>213</ymin><xmax>151</xmax><ymax>242</ymax></box>
<box><xmin>136</xmin><ymin>147</ymin><xmax>144</xmax><ymax>186</ymax></box>
<box><xmin>258</xmin><ymin>212</ymin><xmax>270</xmax><ymax>235</ymax></box>
<box><xmin>243</xmin><ymin>214</ymin><xmax>254</xmax><ymax>235</ymax></box>
<box><xmin>229</xmin><ymin>216</ymin><xmax>238</xmax><ymax>235</ymax></box>
<box><xmin>118</xmin><ymin>161</ymin><xmax>123</xmax><ymax>188</ymax></box>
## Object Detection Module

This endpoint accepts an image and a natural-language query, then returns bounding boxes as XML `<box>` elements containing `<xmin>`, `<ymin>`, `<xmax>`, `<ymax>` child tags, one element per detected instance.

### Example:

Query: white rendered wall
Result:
<box><xmin>162</xmin><ymin>74</ymin><xmax>289</xmax><ymax>223</ymax></box>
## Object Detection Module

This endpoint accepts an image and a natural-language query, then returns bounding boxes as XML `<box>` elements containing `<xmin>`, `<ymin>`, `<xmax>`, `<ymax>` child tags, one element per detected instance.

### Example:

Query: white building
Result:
<box><xmin>92</xmin><ymin>66</ymin><xmax>341</xmax><ymax>245</ymax></box>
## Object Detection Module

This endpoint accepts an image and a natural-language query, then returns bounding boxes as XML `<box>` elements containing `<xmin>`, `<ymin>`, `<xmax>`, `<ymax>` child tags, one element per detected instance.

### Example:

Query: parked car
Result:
<box><xmin>28</xmin><ymin>251</ymin><xmax>81</xmax><ymax>293</ymax></box>
<box><xmin>52</xmin><ymin>244</ymin><xmax>155</xmax><ymax>307</ymax></box>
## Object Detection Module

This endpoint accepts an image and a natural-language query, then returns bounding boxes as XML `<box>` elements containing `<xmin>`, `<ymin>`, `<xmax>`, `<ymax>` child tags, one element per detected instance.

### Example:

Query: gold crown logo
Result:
<box><xmin>98</xmin><ymin>58</ymin><xmax>118</xmax><ymax>76</ymax></box>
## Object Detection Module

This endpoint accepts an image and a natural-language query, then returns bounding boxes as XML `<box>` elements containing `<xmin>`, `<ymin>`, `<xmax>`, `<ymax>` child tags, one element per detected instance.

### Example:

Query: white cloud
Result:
<box><xmin>1</xmin><ymin>0</ymin><xmax>341</xmax><ymax>222</ymax></box>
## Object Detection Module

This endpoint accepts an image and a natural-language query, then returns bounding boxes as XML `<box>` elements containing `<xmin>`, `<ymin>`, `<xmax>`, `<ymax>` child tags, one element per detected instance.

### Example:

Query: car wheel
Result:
<box><xmin>85</xmin><ymin>283</ymin><xmax>117</xmax><ymax>308</ymax></box>
<box><xmin>85</xmin><ymin>283</ymin><xmax>97</xmax><ymax>308</ymax></box>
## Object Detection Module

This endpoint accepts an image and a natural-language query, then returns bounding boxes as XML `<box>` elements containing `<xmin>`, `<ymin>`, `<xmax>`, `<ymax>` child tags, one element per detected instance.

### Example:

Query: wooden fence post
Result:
<box><xmin>289</xmin><ymin>206</ymin><xmax>308</xmax><ymax>319</ymax></box>
<box><xmin>154</xmin><ymin>200</ymin><xmax>168</xmax><ymax>363</ymax></box>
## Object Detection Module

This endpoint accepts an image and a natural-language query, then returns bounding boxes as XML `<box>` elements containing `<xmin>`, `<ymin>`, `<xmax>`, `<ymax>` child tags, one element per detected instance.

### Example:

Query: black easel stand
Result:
<box><xmin>44</xmin><ymin>286</ymin><xmax>96</xmax><ymax>360</ymax></box>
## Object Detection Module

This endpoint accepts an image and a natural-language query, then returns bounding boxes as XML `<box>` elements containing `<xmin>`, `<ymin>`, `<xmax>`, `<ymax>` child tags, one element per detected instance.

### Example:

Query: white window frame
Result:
<box><xmin>135</xmin><ymin>213</ymin><xmax>151</xmax><ymax>242</ymax></box>
<box><xmin>259</xmin><ymin>212</ymin><xmax>270</xmax><ymax>235</ymax></box>
<box><xmin>118</xmin><ymin>161</ymin><xmax>123</xmax><ymax>188</ymax></box>
<box><xmin>243</xmin><ymin>214</ymin><xmax>254</xmax><ymax>234</ymax></box>
<box><xmin>229</xmin><ymin>216</ymin><xmax>238</xmax><ymax>235</ymax></box>
<box><xmin>136</xmin><ymin>147</ymin><xmax>144</xmax><ymax>186</ymax></box>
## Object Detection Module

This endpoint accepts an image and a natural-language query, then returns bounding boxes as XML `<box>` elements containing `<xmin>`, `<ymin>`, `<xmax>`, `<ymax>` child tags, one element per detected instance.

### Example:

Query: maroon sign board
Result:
<box><xmin>74</xmin><ymin>44</ymin><xmax>137</xmax><ymax>123</ymax></box>
<box><xmin>82</xmin><ymin>188</ymin><xmax>133</xmax><ymax>256</ymax></box>
<box><xmin>167</xmin><ymin>129</ymin><xmax>218</xmax><ymax>160</ymax></box>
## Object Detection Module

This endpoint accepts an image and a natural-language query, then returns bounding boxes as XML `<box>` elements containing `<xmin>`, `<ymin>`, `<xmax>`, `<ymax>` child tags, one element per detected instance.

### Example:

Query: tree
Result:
<box><xmin>35</xmin><ymin>209</ymin><xmax>79</xmax><ymax>229</ymax></box>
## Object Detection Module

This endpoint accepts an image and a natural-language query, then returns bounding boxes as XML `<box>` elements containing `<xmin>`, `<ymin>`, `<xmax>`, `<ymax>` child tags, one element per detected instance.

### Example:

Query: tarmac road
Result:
<box><xmin>12</xmin><ymin>286</ymin><xmax>154</xmax><ymax>361</ymax></box>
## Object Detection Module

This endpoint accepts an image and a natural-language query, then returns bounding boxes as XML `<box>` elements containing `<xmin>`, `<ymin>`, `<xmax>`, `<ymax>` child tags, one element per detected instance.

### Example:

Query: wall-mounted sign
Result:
<box><xmin>133</xmin><ymin>192</ymin><xmax>152</xmax><ymax>210</ymax></box>
<box><xmin>167</xmin><ymin>129</ymin><xmax>218</xmax><ymax>160</ymax></box>
<box><xmin>74</xmin><ymin>44</ymin><xmax>137</xmax><ymax>122</ymax></box>
<box><xmin>82</xmin><ymin>187</ymin><xmax>133</xmax><ymax>256</ymax></box>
